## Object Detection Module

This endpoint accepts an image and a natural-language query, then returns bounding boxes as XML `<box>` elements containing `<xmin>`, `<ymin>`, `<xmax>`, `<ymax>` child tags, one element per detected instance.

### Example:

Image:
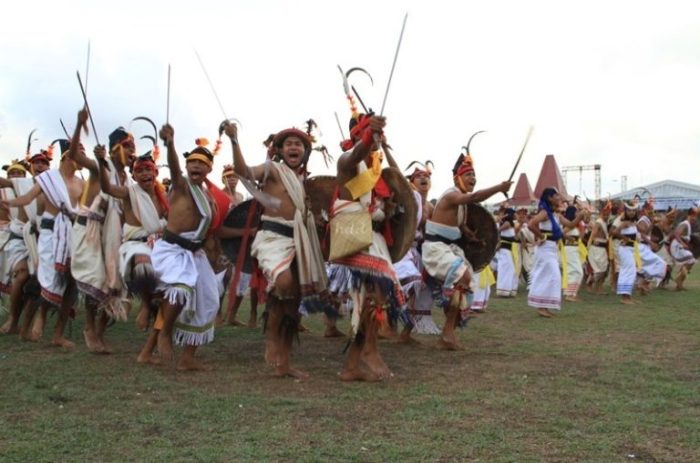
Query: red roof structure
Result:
<box><xmin>507</xmin><ymin>173</ymin><xmax>538</xmax><ymax>207</ymax></box>
<box><xmin>533</xmin><ymin>154</ymin><xmax>569</xmax><ymax>200</ymax></box>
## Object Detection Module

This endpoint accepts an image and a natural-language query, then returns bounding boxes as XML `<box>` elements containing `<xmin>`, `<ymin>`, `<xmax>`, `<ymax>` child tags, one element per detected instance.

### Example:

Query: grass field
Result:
<box><xmin>1</xmin><ymin>274</ymin><xmax>699</xmax><ymax>462</ymax></box>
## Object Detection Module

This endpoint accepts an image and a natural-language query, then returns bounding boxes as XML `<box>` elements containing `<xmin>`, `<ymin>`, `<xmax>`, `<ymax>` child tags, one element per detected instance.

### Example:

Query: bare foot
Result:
<box><xmin>438</xmin><ymin>336</ymin><xmax>463</xmax><ymax>351</ymax></box>
<box><xmin>324</xmin><ymin>326</ymin><xmax>345</xmax><ymax>338</ymax></box>
<box><xmin>176</xmin><ymin>356</ymin><xmax>211</xmax><ymax>371</ymax></box>
<box><xmin>621</xmin><ymin>297</ymin><xmax>635</xmax><ymax>305</ymax></box>
<box><xmin>537</xmin><ymin>308</ymin><xmax>553</xmax><ymax>318</ymax></box>
<box><xmin>83</xmin><ymin>329</ymin><xmax>104</xmax><ymax>353</ymax></box>
<box><xmin>377</xmin><ymin>327</ymin><xmax>397</xmax><ymax>340</ymax></box>
<box><xmin>227</xmin><ymin>319</ymin><xmax>246</xmax><ymax>327</ymax></box>
<box><xmin>398</xmin><ymin>332</ymin><xmax>421</xmax><ymax>346</ymax></box>
<box><xmin>339</xmin><ymin>367</ymin><xmax>380</xmax><ymax>382</ymax></box>
<box><xmin>564</xmin><ymin>296</ymin><xmax>579</xmax><ymax>302</ymax></box>
<box><xmin>157</xmin><ymin>331</ymin><xmax>175</xmax><ymax>363</ymax></box>
<box><xmin>135</xmin><ymin>305</ymin><xmax>149</xmax><ymax>331</ymax></box>
<box><xmin>264</xmin><ymin>340</ymin><xmax>279</xmax><ymax>366</ymax></box>
<box><xmin>246</xmin><ymin>318</ymin><xmax>257</xmax><ymax>329</ymax></box>
<box><xmin>298</xmin><ymin>323</ymin><xmax>309</xmax><ymax>333</ymax></box>
<box><xmin>0</xmin><ymin>320</ymin><xmax>19</xmax><ymax>334</ymax></box>
<box><xmin>136</xmin><ymin>351</ymin><xmax>161</xmax><ymax>365</ymax></box>
<box><xmin>51</xmin><ymin>337</ymin><xmax>75</xmax><ymax>349</ymax></box>
<box><xmin>361</xmin><ymin>351</ymin><xmax>392</xmax><ymax>378</ymax></box>
<box><xmin>96</xmin><ymin>338</ymin><xmax>113</xmax><ymax>355</ymax></box>
<box><xmin>273</xmin><ymin>365</ymin><xmax>309</xmax><ymax>380</ymax></box>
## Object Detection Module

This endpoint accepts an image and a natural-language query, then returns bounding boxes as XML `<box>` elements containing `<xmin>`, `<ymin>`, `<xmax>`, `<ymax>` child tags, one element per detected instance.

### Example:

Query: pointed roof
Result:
<box><xmin>533</xmin><ymin>154</ymin><xmax>569</xmax><ymax>200</ymax></box>
<box><xmin>509</xmin><ymin>173</ymin><xmax>537</xmax><ymax>206</ymax></box>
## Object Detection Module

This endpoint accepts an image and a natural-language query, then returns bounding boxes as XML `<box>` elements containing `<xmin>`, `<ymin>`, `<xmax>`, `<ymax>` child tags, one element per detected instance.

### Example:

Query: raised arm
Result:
<box><xmin>94</xmin><ymin>145</ymin><xmax>128</xmax><ymax>199</ymax></box>
<box><xmin>159</xmin><ymin>124</ymin><xmax>185</xmax><ymax>189</ymax></box>
<box><xmin>559</xmin><ymin>210</ymin><xmax>588</xmax><ymax>229</ymax></box>
<box><xmin>381</xmin><ymin>139</ymin><xmax>399</xmax><ymax>169</ymax></box>
<box><xmin>1</xmin><ymin>183</ymin><xmax>43</xmax><ymax>207</ymax></box>
<box><xmin>69</xmin><ymin>109</ymin><xmax>99</xmax><ymax>175</ymax></box>
<box><xmin>338</xmin><ymin>116</ymin><xmax>386</xmax><ymax>170</ymax></box>
<box><xmin>221</xmin><ymin>121</ymin><xmax>265</xmax><ymax>182</ymax></box>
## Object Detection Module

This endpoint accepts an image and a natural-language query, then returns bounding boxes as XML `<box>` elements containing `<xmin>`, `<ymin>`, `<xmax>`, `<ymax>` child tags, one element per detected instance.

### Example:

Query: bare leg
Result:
<box><xmin>263</xmin><ymin>300</ymin><xmax>282</xmax><ymax>367</ymax></box>
<box><xmin>675</xmin><ymin>265</ymin><xmax>689</xmax><ymax>291</ymax></box>
<box><xmin>29</xmin><ymin>303</ymin><xmax>49</xmax><ymax>342</ymax></box>
<box><xmin>246</xmin><ymin>291</ymin><xmax>259</xmax><ymax>328</ymax></box>
<box><xmin>620</xmin><ymin>294</ymin><xmax>635</xmax><ymax>305</ymax></box>
<box><xmin>95</xmin><ymin>311</ymin><xmax>112</xmax><ymax>354</ymax></box>
<box><xmin>51</xmin><ymin>304</ymin><xmax>75</xmax><ymax>349</ymax></box>
<box><xmin>271</xmin><ymin>301</ymin><xmax>309</xmax><ymax>379</ymax></box>
<box><xmin>137</xmin><ymin>329</ymin><xmax>161</xmax><ymax>365</ymax></box>
<box><xmin>339</xmin><ymin>326</ymin><xmax>380</xmax><ymax>382</ymax></box>
<box><xmin>360</xmin><ymin>306</ymin><xmax>392</xmax><ymax>378</ymax></box>
<box><xmin>323</xmin><ymin>313</ymin><xmax>344</xmax><ymax>338</ymax></box>
<box><xmin>226</xmin><ymin>295</ymin><xmax>246</xmax><ymax>326</ymax></box>
<box><xmin>83</xmin><ymin>301</ymin><xmax>102</xmax><ymax>353</ymax></box>
<box><xmin>19</xmin><ymin>299</ymin><xmax>38</xmax><ymax>341</ymax></box>
<box><xmin>439</xmin><ymin>303</ymin><xmax>463</xmax><ymax>350</ymax></box>
<box><xmin>135</xmin><ymin>299</ymin><xmax>150</xmax><ymax>331</ymax></box>
<box><xmin>157</xmin><ymin>301</ymin><xmax>182</xmax><ymax>363</ymax></box>
<box><xmin>1</xmin><ymin>265</ymin><xmax>29</xmax><ymax>334</ymax></box>
<box><xmin>177</xmin><ymin>345</ymin><xmax>210</xmax><ymax>371</ymax></box>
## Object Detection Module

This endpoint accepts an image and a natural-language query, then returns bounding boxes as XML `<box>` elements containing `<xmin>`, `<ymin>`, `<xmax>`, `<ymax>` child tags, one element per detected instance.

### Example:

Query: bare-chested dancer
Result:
<box><xmin>152</xmin><ymin>125</ymin><xmax>230</xmax><ymax>371</ymax></box>
<box><xmin>229</xmin><ymin>122</ymin><xmax>327</xmax><ymax>379</ymax></box>
<box><xmin>422</xmin><ymin>152</ymin><xmax>511</xmax><ymax>349</ymax></box>
<box><xmin>1</xmin><ymin>145</ymin><xmax>86</xmax><ymax>348</ymax></box>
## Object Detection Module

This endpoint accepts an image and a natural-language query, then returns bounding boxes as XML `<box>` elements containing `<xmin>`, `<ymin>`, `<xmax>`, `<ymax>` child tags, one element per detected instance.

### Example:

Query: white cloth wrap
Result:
<box><xmin>251</xmin><ymin>215</ymin><xmax>295</xmax><ymax>294</ymax></box>
<box><xmin>638</xmin><ymin>243</ymin><xmax>666</xmax><ymax>283</ymax></box>
<box><xmin>471</xmin><ymin>270</ymin><xmax>491</xmax><ymax>312</ymax></box>
<box><xmin>37</xmin><ymin>212</ymin><xmax>67</xmax><ymax>305</ymax></box>
<box><xmin>152</xmin><ymin>231</ymin><xmax>221</xmax><ymax>346</ymax></box>
<box><xmin>527</xmin><ymin>240</ymin><xmax>561</xmax><ymax>310</ymax></box>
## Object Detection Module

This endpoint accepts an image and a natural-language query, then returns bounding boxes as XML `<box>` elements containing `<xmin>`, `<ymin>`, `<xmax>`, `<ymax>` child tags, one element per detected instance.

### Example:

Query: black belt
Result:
<box><xmin>162</xmin><ymin>229</ymin><xmax>203</xmax><ymax>252</ymax></box>
<box><xmin>9</xmin><ymin>232</ymin><xmax>23</xmax><ymax>241</ymax></box>
<box><xmin>260</xmin><ymin>220</ymin><xmax>294</xmax><ymax>239</ymax></box>
<box><xmin>372</xmin><ymin>221</ymin><xmax>384</xmax><ymax>233</ymax></box>
<box><xmin>424</xmin><ymin>233</ymin><xmax>460</xmax><ymax>245</ymax></box>
<box><xmin>76</xmin><ymin>215</ymin><xmax>88</xmax><ymax>226</ymax></box>
<box><xmin>593</xmin><ymin>242</ymin><xmax>607</xmax><ymax>248</ymax></box>
<box><xmin>564</xmin><ymin>237</ymin><xmax>579</xmax><ymax>246</ymax></box>
<box><xmin>499</xmin><ymin>240</ymin><xmax>514</xmax><ymax>250</ymax></box>
<box><xmin>622</xmin><ymin>241</ymin><xmax>637</xmax><ymax>247</ymax></box>
<box><xmin>128</xmin><ymin>236</ymin><xmax>150</xmax><ymax>243</ymax></box>
<box><xmin>40</xmin><ymin>218</ymin><xmax>54</xmax><ymax>230</ymax></box>
<box><xmin>542</xmin><ymin>233</ymin><xmax>559</xmax><ymax>242</ymax></box>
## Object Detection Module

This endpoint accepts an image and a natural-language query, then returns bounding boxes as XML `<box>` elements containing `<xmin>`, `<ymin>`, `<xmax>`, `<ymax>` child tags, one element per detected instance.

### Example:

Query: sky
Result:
<box><xmin>1</xmin><ymin>0</ymin><xmax>699</xmax><ymax>203</ymax></box>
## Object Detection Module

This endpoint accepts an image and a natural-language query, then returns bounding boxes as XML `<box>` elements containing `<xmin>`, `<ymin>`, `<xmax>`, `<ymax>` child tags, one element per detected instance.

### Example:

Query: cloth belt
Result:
<box><xmin>40</xmin><ymin>218</ymin><xmax>55</xmax><ymax>230</ymax></box>
<box><xmin>260</xmin><ymin>220</ymin><xmax>294</xmax><ymax>239</ymax></box>
<box><xmin>9</xmin><ymin>232</ymin><xmax>24</xmax><ymax>240</ymax></box>
<box><xmin>564</xmin><ymin>237</ymin><xmax>579</xmax><ymax>246</ymax></box>
<box><xmin>542</xmin><ymin>232</ymin><xmax>559</xmax><ymax>242</ymax></box>
<box><xmin>593</xmin><ymin>242</ymin><xmax>607</xmax><ymax>248</ymax></box>
<box><xmin>76</xmin><ymin>215</ymin><xmax>88</xmax><ymax>226</ymax></box>
<box><xmin>424</xmin><ymin>233</ymin><xmax>460</xmax><ymax>245</ymax></box>
<box><xmin>162</xmin><ymin>229</ymin><xmax>204</xmax><ymax>252</ymax></box>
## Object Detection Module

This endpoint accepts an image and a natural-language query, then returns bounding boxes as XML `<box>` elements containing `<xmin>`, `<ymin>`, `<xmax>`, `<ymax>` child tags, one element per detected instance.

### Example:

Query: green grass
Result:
<box><xmin>1</xmin><ymin>274</ymin><xmax>699</xmax><ymax>462</ymax></box>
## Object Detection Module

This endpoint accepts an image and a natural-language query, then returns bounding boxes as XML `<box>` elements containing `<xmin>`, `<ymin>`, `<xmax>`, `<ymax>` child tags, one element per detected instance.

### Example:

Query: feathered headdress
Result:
<box><xmin>405</xmin><ymin>160</ymin><xmax>433</xmax><ymax>181</ymax></box>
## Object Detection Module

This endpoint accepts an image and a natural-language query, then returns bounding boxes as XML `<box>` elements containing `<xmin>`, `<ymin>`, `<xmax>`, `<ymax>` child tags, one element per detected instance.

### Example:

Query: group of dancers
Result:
<box><xmin>0</xmin><ymin>103</ymin><xmax>695</xmax><ymax>381</ymax></box>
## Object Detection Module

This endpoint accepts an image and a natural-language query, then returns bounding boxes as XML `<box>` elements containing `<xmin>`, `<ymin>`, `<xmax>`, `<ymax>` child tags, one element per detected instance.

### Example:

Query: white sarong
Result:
<box><xmin>152</xmin><ymin>231</ymin><xmax>220</xmax><ymax>346</ymax></box>
<box><xmin>527</xmin><ymin>241</ymin><xmax>561</xmax><ymax>310</ymax></box>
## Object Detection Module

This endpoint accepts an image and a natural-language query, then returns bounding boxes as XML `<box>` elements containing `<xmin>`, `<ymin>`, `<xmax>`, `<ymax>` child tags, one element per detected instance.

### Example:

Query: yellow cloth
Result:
<box><xmin>511</xmin><ymin>242</ymin><xmax>521</xmax><ymax>276</ymax></box>
<box><xmin>559</xmin><ymin>240</ymin><xmax>568</xmax><ymax>290</ymax></box>
<box><xmin>480</xmin><ymin>265</ymin><xmax>496</xmax><ymax>288</ymax></box>
<box><xmin>577</xmin><ymin>238</ymin><xmax>588</xmax><ymax>262</ymax></box>
<box><xmin>343</xmin><ymin>151</ymin><xmax>382</xmax><ymax>200</ymax></box>
<box><xmin>633</xmin><ymin>241</ymin><xmax>642</xmax><ymax>270</ymax></box>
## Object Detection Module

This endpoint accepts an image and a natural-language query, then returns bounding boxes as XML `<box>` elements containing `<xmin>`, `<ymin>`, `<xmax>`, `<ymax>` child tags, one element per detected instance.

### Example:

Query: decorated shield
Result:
<box><xmin>381</xmin><ymin>167</ymin><xmax>419</xmax><ymax>262</ymax></box>
<box><xmin>220</xmin><ymin>199</ymin><xmax>261</xmax><ymax>273</ymax></box>
<box><xmin>304</xmin><ymin>175</ymin><xmax>336</xmax><ymax>260</ymax></box>
<box><xmin>460</xmin><ymin>203</ymin><xmax>499</xmax><ymax>272</ymax></box>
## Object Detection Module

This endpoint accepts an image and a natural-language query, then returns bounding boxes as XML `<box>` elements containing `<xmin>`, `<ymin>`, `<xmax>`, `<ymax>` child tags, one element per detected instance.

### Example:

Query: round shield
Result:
<box><xmin>220</xmin><ymin>199</ymin><xmax>261</xmax><ymax>273</ymax></box>
<box><xmin>461</xmin><ymin>203</ymin><xmax>499</xmax><ymax>272</ymax></box>
<box><xmin>689</xmin><ymin>233</ymin><xmax>700</xmax><ymax>258</ymax></box>
<box><xmin>649</xmin><ymin>225</ymin><xmax>665</xmax><ymax>252</ymax></box>
<box><xmin>304</xmin><ymin>175</ymin><xmax>336</xmax><ymax>260</ymax></box>
<box><xmin>381</xmin><ymin>167</ymin><xmax>419</xmax><ymax>262</ymax></box>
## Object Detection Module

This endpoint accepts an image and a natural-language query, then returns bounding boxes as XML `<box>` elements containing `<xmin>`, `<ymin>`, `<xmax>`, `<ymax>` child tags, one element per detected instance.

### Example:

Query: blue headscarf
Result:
<box><xmin>539</xmin><ymin>187</ymin><xmax>563</xmax><ymax>240</ymax></box>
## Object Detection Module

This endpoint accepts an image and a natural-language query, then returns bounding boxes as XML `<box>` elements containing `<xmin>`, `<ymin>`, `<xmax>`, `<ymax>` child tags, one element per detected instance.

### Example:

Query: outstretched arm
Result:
<box><xmin>69</xmin><ymin>109</ymin><xmax>99</xmax><ymax>175</ymax></box>
<box><xmin>447</xmin><ymin>181</ymin><xmax>512</xmax><ymax>207</ymax></box>
<box><xmin>1</xmin><ymin>183</ymin><xmax>42</xmax><ymax>207</ymax></box>
<box><xmin>559</xmin><ymin>210</ymin><xmax>588</xmax><ymax>229</ymax></box>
